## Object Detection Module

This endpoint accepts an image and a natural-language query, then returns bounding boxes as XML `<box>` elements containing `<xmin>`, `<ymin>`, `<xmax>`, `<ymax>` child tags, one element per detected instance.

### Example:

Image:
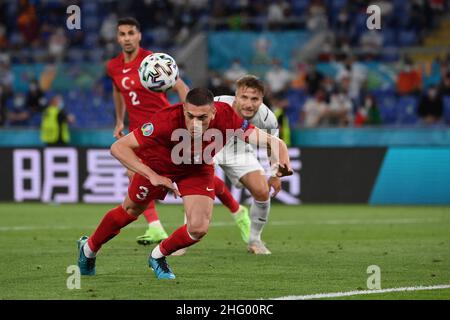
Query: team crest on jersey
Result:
<box><xmin>141</xmin><ymin>123</ymin><xmax>154</xmax><ymax>136</ymax></box>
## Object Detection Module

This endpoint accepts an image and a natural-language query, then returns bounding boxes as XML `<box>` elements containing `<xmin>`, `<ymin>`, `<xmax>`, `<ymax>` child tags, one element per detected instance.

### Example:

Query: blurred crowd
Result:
<box><xmin>208</xmin><ymin>52</ymin><xmax>450</xmax><ymax>128</ymax></box>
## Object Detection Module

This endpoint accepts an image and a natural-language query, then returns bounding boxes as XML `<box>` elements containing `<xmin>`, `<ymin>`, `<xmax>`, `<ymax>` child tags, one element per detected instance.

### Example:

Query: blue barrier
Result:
<box><xmin>1</xmin><ymin>127</ymin><xmax>450</xmax><ymax>147</ymax></box>
<box><xmin>370</xmin><ymin>147</ymin><xmax>450</xmax><ymax>204</ymax></box>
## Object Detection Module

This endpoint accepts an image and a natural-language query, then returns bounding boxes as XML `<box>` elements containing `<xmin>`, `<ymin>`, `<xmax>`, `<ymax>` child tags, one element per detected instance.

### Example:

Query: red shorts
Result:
<box><xmin>128</xmin><ymin>165</ymin><xmax>215</xmax><ymax>206</ymax></box>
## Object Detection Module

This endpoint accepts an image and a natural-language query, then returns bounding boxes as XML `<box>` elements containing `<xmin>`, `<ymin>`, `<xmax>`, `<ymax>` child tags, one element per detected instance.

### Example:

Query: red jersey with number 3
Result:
<box><xmin>106</xmin><ymin>47</ymin><xmax>171</xmax><ymax>131</ymax></box>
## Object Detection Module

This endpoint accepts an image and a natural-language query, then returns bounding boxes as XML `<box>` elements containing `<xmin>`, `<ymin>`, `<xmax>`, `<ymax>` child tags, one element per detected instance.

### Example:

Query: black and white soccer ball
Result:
<box><xmin>139</xmin><ymin>52</ymin><xmax>179</xmax><ymax>92</ymax></box>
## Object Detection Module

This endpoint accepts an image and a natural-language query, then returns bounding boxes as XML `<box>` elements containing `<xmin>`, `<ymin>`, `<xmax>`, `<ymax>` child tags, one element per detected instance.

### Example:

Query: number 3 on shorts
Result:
<box><xmin>136</xmin><ymin>186</ymin><xmax>149</xmax><ymax>200</ymax></box>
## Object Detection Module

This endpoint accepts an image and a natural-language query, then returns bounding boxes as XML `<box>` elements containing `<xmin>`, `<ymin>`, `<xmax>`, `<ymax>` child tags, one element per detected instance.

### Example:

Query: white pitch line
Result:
<box><xmin>0</xmin><ymin>218</ymin><xmax>444</xmax><ymax>232</ymax></box>
<box><xmin>271</xmin><ymin>284</ymin><xmax>450</xmax><ymax>300</ymax></box>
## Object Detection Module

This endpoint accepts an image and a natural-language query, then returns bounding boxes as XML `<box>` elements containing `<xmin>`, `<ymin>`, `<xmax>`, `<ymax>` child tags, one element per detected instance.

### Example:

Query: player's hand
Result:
<box><xmin>149</xmin><ymin>174</ymin><xmax>181</xmax><ymax>199</ymax></box>
<box><xmin>275</xmin><ymin>163</ymin><xmax>294</xmax><ymax>177</ymax></box>
<box><xmin>113</xmin><ymin>123</ymin><xmax>125</xmax><ymax>139</ymax></box>
<box><xmin>268</xmin><ymin>176</ymin><xmax>282</xmax><ymax>198</ymax></box>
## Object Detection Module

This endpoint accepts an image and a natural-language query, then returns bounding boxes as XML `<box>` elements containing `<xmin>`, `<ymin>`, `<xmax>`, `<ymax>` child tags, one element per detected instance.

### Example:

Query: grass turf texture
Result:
<box><xmin>0</xmin><ymin>203</ymin><xmax>449</xmax><ymax>300</ymax></box>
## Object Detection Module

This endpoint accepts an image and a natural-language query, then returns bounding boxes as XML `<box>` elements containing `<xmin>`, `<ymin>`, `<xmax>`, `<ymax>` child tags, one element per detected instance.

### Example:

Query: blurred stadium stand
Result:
<box><xmin>0</xmin><ymin>0</ymin><xmax>449</xmax><ymax>131</ymax></box>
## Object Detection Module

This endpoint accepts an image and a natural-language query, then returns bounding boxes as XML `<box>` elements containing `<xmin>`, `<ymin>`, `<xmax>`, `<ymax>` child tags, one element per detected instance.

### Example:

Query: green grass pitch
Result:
<box><xmin>0</xmin><ymin>203</ymin><xmax>449</xmax><ymax>300</ymax></box>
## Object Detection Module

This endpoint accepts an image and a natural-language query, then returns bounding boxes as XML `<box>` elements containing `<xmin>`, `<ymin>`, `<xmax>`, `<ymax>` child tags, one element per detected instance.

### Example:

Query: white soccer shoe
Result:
<box><xmin>247</xmin><ymin>241</ymin><xmax>272</xmax><ymax>255</ymax></box>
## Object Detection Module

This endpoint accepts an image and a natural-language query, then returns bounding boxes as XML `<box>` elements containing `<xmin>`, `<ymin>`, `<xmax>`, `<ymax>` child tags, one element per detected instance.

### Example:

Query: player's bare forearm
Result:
<box><xmin>247</xmin><ymin>128</ymin><xmax>292</xmax><ymax>177</ymax></box>
<box><xmin>110</xmin><ymin>133</ymin><xmax>155</xmax><ymax>180</ymax></box>
<box><xmin>173</xmin><ymin>77</ymin><xmax>189</xmax><ymax>102</ymax></box>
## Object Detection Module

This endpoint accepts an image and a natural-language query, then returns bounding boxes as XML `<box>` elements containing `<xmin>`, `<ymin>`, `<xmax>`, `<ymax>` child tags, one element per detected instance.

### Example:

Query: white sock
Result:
<box><xmin>149</xmin><ymin>220</ymin><xmax>163</xmax><ymax>229</ymax></box>
<box><xmin>231</xmin><ymin>205</ymin><xmax>242</xmax><ymax>216</ymax></box>
<box><xmin>83</xmin><ymin>242</ymin><xmax>96</xmax><ymax>258</ymax></box>
<box><xmin>151</xmin><ymin>244</ymin><xmax>165</xmax><ymax>259</ymax></box>
<box><xmin>249</xmin><ymin>199</ymin><xmax>270</xmax><ymax>243</ymax></box>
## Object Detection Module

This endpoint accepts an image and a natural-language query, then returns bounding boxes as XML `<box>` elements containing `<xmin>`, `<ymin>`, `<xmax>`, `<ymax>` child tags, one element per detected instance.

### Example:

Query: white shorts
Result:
<box><xmin>214</xmin><ymin>148</ymin><xmax>264</xmax><ymax>188</ymax></box>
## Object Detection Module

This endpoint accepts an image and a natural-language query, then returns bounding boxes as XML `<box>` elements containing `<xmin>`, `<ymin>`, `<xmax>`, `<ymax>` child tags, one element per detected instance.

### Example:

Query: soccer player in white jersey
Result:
<box><xmin>214</xmin><ymin>75</ymin><xmax>282</xmax><ymax>254</ymax></box>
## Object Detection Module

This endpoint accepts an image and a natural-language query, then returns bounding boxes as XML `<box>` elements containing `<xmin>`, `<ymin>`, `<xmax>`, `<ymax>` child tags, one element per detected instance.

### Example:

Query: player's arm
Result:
<box><xmin>110</xmin><ymin>133</ymin><xmax>181</xmax><ymax>197</ymax></box>
<box><xmin>244</xmin><ymin>127</ymin><xmax>293</xmax><ymax>178</ymax></box>
<box><xmin>171</xmin><ymin>77</ymin><xmax>190</xmax><ymax>102</ymax></box>
<box><xmin>266</xmin><ymin>126</ymin><xmax>282</xmax><ymax>197</ymax></box>
<box><xmin>112</xmin><ymin>83</ymin><xmax>126</xmax><ymax>139</ymax></box>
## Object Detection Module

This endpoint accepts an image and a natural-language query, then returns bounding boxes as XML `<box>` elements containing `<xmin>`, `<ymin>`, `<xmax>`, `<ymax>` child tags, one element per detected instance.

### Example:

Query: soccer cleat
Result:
<box><xmin>248</xmin><ymin>241</ymin><xmax>272</xmax><ymax>255</ymax></box>
<box><xmin>77</xmin><ymin>236</ymin><xmax>96</xmax><ymax>275</ymax></box>
<box><xmin>233</xmin><ymin>205</ymin><xmax>251</xmax><ymax>243</ymax></box>
<box><xmin>148</xmin><ymin>256</ymin><xmax>176</xmax><ymax>279</ymax></box>
<box><xmin>136</xmin><ymin>225</ymin><xmax>169</xmax><ymax>245</ymax></box>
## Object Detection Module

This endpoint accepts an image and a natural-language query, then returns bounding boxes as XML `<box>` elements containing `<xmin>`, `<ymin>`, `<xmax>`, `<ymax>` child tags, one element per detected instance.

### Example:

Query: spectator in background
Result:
<box><xmin>336</xmin><ymin>55</ymin><xmax>367</xmax><ymax>106</ymax></box>
<box><xmin>396</xmin><ymin>57</ymin><xmax>422</xmax><ymax>96</ymax></box>
<box><xmin>438</xmin><ymin>70</ymin><xmax>450</xmax><ymax>96</ymax></box>
<box><xmin>299</xmin><ymin>87</ymin><xmax>329</xmax><ymax>127</ymax></box>
<box><xmin>417</xmin><ymin>85</ymin><xmax>443</xmax><ymax>125</ymax></box>
<box><xmin>291</xmin><ymin>62</ymin><xmax>308</xmax><ymax>91</ymax></box>
<box><xmin>40</xmin><ymin>94</ymin><xmax>75</xmax><ymax>146</ymax></box>
<box><xmin>359</xmin><ymin>30</ymin><xmax>383</xmax><ymax>59</ymax></box>
<box><xmin>328</xmin><ymin>77</ymin><xmax>354</xmax><ymax>126</ymax></box>
<box><xmin>272</xmin><ymin>99</ymin><xmax>291</xmax><ymax>146</ymax></box>
<box><xmin>0</xmin><ymin>24</ymin><xmax>8</xmax><ymax>49</ymax></box>
<box><xmin>305</xmin><ymin>62</ymin><xmax>324</xmax><ymax>95</ymax></box>
<box><xmin>208</xmin><ymin>71</ymin><xmax>234</xmax><ymax>96</ymax></box>
<box><xmin>267</xmin><ymin>0</ymin><xmax>289</xmax><ymax>30</ymax></box>
<box><xmin>26</xmin><ymin>79</ymin><xmax>46</xmax><ymax>113</ymax></box>
<box><xmin>0</xmin><ymin>55</ymin><xmax>13</xmax><ymax>93</ymax></box>
<box><xmin>306</xmin><ymin>0</ymin><xmax>328</xmax><ymax>32</ymax></box>
<box><xmin>17</xmin><ymin>0</ymin><xmax>39</xmax><ymax>44</ymax></box>
<box><xmin>224</xmin><ymin>58</ymin><xmax>248</xmax><ymax>90</ymax></box>
<box><xmin>100</xmin><ymin>13</ymin><xmax>118</xmax><ymax>46</ymax></box>
<box><xmin>354</xmin><ymin>94</ymin><xmax>382</xmax><ymax>126</ymax></box>
<box><xmin>48</xmin><ymin>27</ymin><xmax>67</xmax><ymax>63</ymax></box>
<box><xmin>265</xmin><ymin>58</ymin><xmax>292</xmax><ymax>98</ymax></box>
<box><xmin>7</xmin><ymin>92</ymin><xmax>31</xmax><ymax>126</ymax></box>
<box><xmin>0</xmin><ymin>84</ymin><xmax>8</xmax><ymax>126</ymax></box>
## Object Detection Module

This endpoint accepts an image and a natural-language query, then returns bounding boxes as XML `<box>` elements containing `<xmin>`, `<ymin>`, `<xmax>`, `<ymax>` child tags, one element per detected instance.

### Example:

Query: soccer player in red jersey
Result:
<box><xmin>77</xmin><ymin>88</ymin><xmax>293</xmax><ymax>279</ymax></box>
<box><xmin>106</xmin><ymin>17</ymin><xmax>246</xmax><ymax>247</ymax></box>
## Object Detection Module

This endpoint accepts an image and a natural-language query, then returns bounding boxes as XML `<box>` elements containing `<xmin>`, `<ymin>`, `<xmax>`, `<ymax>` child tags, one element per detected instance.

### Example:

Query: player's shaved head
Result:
<box><xmin>184</xmin><ymin>88</ymin><xmax>216</xmax><ymax>138</ymax></box>
<box><xmin>185</xmin><ymin>88</ymin><xmax>214</xmax><ymax>106</ymax></box>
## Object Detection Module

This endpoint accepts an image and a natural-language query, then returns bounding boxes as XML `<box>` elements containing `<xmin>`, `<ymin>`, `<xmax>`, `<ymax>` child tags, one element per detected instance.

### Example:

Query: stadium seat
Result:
<box><xmin>286</xmin><ymin>89</ymin><xmax>307</xmax><ymax>127</ymax></box>
<box><xmin>443</xmin><ymin>96</ymin><xmax>450</xmax><ymax>124</ymax></box>
<box><xmin>398</xmin><ymin>30</ymin><xmax>417</xmax><ymax>47</ymax></box>
<box><xmin>375</xmin><ymin>91</ymin><xmax>398</xmax><ymax>124</ymax></box>
<box><xmin>396</xmin><ymin>95</ymin><xmax>419</xmax><ymax>125</ymax></box>
<box><xmin>382</xmin><ymin>29</ymin><xmax>396</xmax><ymax>46</ymax></box>
<box><xmin>291</xmin><ymin>0</ymin><xmax>310</xmax><ymax>16</ymax></box>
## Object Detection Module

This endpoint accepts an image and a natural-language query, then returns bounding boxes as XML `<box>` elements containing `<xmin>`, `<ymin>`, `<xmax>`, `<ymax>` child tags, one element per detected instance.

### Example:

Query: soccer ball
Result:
<box><xmin>138</xmin><ymin>52</ymin><xmax>179</xmax><ymax>92</ymax></box>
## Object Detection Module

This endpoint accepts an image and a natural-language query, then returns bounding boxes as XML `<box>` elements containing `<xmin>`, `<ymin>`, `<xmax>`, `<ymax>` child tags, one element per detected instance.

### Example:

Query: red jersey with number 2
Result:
<box><xmin>106</xmin><ymin>47</ymin><xmax>171</xmax><ymax>131</ymax></box>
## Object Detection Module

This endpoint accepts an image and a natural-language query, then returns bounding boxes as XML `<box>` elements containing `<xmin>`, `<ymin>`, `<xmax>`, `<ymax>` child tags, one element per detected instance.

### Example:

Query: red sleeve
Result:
<box><xmin>215</xmin><ymin>101</ymin><xmax>255</xmax><ymax>132</ymax></box>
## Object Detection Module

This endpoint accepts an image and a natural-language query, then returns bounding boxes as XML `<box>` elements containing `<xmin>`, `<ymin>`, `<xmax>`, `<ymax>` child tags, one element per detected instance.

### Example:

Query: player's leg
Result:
<box><xmin>213</xmin><ymin>175</ymin><xmax>250</xmax><ymax>243</ymax></box>
<box><xmin>213</xmin><ymin>175</ymin><xmax>240</xmax><ymax>213</ymax></box>
<box><xmin>239</xmin><ymin>170</ymin><xmax>272</xmax><ymax>255</ymax></box>
<box><xmin>126</xmin><ymin>167</ymin><xmax>168</xmax><ymax>245</ymax></box>
<box><xmin>78</xmin><ymin>173</ymin><xmax>165</xmax><ymax>275</ymax></box>
<box><xmin>148</xmin><ymin>168</ymin><xmax>215</xmax><ymax>279</ymax></box>
<box><xmin>136</xmin><ymin>200</ymin><xmax>169</xmax><ymax>245</ymax></box>
<box><xmin>149</xmin><ymin>195</ymin><xmax>213</xmax><ymax>279</ymax></box>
